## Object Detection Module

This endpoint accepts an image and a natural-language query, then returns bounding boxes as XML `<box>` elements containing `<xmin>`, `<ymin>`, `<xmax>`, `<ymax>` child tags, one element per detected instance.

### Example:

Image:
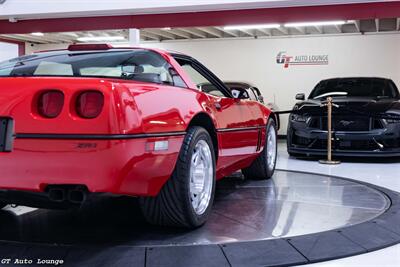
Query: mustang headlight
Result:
<box><xmin>291</xmin><ymin>114</ymin><xmax>309</xmax><ymax>123</ymax></box>
<box><xmin>383</xmin><ymin>111</ymin><xmax>400</xmax><ymax>124</ymax></box>
<box><xmin>383</xmin><ymin>118</ymin><xmax>400</xmax><ymax>124</ymax></box>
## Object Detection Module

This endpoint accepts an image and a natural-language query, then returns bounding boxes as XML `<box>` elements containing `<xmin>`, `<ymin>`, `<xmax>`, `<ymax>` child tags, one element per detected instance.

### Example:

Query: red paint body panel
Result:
<box><xmin>0</xmin><ymin>137</ymin><xmax>182</xmax><ymax>196</ymax></box>
<box><xmin>0</xmin><ymin>48</ymin><xmax>272</xmax><ymax>196</ymax></box>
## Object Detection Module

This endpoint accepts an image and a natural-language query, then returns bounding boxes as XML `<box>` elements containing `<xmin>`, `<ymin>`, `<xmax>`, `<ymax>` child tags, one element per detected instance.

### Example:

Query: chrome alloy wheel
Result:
<box><xmin>189</xmin><ymin>139</ymin><xmax>214</xmax><ymax>215</ymax></box>
<box><xmin>267</xmin><ymin>126</ymin><xmax>277</xmax><ymax>170</ymax></box>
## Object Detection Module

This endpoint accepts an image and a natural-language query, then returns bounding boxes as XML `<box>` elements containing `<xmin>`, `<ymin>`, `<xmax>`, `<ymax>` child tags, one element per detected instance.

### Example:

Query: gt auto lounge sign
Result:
<box><xmin>276</xmin><ymin>51</ymin><xmax>329</xmax><ymax>68</ymax></box>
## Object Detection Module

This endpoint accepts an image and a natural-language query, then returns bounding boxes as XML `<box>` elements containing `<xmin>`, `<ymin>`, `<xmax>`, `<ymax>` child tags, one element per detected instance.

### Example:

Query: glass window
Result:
<box><xmin>310</xmin><ymin>78</ymin><xmax>399</xmax><ymax>99</ymax></box>
<box><xmin>0</xmin><ymin>50</ymin><xmax>182</xmax><ymax>86</ymax></box>
<box><xmin>177</xmin><ymin>61</ymin><xmax>225</xmax><ymax>97</ymax></box>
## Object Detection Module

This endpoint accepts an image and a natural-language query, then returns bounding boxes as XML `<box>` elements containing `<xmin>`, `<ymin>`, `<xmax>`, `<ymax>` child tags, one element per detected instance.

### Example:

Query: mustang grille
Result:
<box><xmin>308</xmin><ymin>116</ymin><xmax>384</xmax><ymax>131</ymax></box>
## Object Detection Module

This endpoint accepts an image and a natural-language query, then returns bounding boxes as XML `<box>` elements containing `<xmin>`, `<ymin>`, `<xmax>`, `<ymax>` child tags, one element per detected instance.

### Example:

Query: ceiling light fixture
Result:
<box><xmin>223</xmin><ymin>24</ymin><xmax>281</xmax><ymax>30</ymax></box>
<box><xmin>31</xmin><ymin>32</ymin><xmax>44</xmax><ymax>36</ymax></box>
<box><xmin>284</xmin><ymin>20</ymin><xmax>349</xmax><ymax>27</ymax></box>
<box><xmin>77</xmin><ymin>36</ymin><xmax>126</xmax><ymax>42</ymax></box>
<box><xmin>162</xmin><ymin>27</ymin><xmax>172</xmax><ymax>30</ymax></box>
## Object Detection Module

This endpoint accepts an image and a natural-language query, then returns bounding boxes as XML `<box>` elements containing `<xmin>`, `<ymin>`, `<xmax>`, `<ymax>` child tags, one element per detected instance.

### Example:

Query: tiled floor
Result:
<box><xmin>276</xmin><ymin>140</ymin><xmax>400</xmax><ymax>267</ymax></box>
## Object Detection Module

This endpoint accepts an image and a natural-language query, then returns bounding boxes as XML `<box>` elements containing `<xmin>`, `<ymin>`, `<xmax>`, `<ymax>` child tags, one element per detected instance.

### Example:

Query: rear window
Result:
<box><xmin>0</xmin><ymin>50</ymin><xmax>179</xmax><ymax>85</ymax></box>
<box><xmin>309</xmin><ymin>78</ymin><xmax>400</xmax><ymax>99</ymax></box>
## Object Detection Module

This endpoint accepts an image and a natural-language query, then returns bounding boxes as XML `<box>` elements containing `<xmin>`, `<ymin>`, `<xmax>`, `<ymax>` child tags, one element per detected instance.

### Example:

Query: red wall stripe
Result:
<box><xmin>0</xmin><ymin>2</ymin><xmax>399</xmax><ymax>34</ymax></box>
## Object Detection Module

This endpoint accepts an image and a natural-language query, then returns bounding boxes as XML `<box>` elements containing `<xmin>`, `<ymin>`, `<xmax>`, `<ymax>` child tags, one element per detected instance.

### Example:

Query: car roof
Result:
<box><xmin>34</xmin><ymin>45</ymin><xmax>185</xmax><ymax>59</ymax></box>
<box><xmin>224</xmin><ymin>82</ymin><xmax>255</xmax><ymax>88</ymax></box>
<box><xmin>320</xmin><ymin>77</ymin><xmax>393</xmax><ymax>83</ymax></box>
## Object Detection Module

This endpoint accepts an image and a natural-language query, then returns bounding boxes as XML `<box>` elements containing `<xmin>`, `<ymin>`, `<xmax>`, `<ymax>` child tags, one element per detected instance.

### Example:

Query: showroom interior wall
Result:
<box><xmin>26</xmin><ymin>33</ymin><xmax>400</xmax><ymax>133</ymax></box>
<box><xmin>0</xmin><ymin>42</ymin><xmax>19</xmax><ymax>61</ymax></box>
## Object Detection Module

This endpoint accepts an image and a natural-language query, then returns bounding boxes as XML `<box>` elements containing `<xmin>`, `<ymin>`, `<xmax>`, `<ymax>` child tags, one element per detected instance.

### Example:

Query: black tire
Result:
<box><xmin>242</xmin><ymin>119</ymin><xmax>277</xmax><ymax>180</ymax></box>
<box><xmin>139</xmin><ymin>126</ymin><xmax>216</xmax><ymax>228</ymax></box>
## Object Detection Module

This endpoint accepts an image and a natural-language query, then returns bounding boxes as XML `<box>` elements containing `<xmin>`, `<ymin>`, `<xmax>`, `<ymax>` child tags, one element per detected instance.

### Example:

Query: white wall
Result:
<box><xmin>26</xmin><ymin>33</ymin><xmax>400</xmax><ymax>133</ymax></box>
<box><xmin>0</xmin><ymin>42</ymin><xmax>18</xmax><ymax>61</ymax></box>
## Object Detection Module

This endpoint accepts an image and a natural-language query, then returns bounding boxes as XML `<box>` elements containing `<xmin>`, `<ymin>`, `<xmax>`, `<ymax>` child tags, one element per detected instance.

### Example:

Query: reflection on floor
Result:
<box><xmin>0</xmin><ymin>170</ymin><xmax>388</xmax><ymax>246</ymax></box>
<box><xmin>1</xmin><ymin>140</ymin><xmax>399</xmax><ymax>266</ymax></box>
<box><xmin>276</xmin><ymin>140</ymin><xmax>400</xmax><ymax>267</ymax></box>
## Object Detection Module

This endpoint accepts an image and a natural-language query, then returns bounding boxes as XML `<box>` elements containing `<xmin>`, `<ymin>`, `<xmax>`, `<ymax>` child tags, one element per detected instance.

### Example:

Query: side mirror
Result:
<box><xmin>296</xmin><ymin>93</ymin><xmax>305</xmax><ymax>101</ymax></box>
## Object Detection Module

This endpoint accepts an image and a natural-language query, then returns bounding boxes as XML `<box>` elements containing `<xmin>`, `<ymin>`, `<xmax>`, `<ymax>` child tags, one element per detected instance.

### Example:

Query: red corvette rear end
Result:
<box><xmin>0</xmin><ymin>44</ymin><xmax>277</xmax><ymax>228</ymax></box>
<box><xmin>0</xmin><ymin>76</ymin><xmax>184</xmax><ymax>194</ymax></box>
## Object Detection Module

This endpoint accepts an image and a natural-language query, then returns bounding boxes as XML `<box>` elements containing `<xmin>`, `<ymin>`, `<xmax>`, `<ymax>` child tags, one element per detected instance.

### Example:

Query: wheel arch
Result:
<box><xmin>269</xmin><ymin>112</ymin><xmax>280</xmax><ymax>130</ymax></box>
<box><xmin>187</xmin><ymin>112</ymin><xmax>219</xmax><ymax>161</ymax></box>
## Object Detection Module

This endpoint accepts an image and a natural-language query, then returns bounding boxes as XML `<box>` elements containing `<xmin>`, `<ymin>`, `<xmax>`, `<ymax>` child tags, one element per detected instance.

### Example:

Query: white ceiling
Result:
<box><xmin>0</xmin><ymin>0</ymin><xmax>391</xmax><ymax>20</ymax></box>
<box><xmin>1</xmin><ymin>18</ymin><xmax>399</xmax><ymax>44</ymax></box>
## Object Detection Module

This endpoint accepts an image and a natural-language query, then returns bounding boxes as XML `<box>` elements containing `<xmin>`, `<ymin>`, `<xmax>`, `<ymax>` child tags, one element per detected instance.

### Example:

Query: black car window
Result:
<box><xmin>174</xmin><ymin>57</ymin><xmax>229</xmax><ymax>97</ymax></box>
<box><xmin>0</xmin><ymin>50</ymin><xmax>179</xmax><ymax>86</ymax></box>
<box><xmin>309</xmin><ymin>78</ymin><xmax>400</xmax><ymax>99</ymax></box>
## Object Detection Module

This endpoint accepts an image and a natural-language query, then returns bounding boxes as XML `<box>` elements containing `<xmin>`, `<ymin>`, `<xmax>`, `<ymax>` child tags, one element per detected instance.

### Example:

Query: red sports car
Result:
<box><xmin>0</xmin><ymin>44</ymin><xmax>277</xmax><ymax>228</ymax></box>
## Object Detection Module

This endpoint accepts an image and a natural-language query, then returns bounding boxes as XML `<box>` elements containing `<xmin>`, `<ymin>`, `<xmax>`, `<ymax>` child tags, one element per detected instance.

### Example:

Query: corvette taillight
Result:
<box><xmin>76</xmin><ymin>91</ymin><xmax>104</xmax><ymax>119</ymax></box>
<box><xmin>38</xmin><ymin>91</ymin><xmax>64</xmax><ymax>118</ymax></box>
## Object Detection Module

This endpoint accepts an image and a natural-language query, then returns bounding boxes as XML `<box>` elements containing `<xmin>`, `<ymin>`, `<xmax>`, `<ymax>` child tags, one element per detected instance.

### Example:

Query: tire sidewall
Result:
<box><xmin>183</xmin><ymin>127</ymin><xmax>216</xmax><ymax>227</ymax></box>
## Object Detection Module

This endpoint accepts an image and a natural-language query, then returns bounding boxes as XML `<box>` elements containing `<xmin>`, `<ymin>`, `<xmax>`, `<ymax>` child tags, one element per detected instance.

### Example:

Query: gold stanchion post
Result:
<box><xmin>319</xmin><ymin>97</ymin><xmax>341</xmax><ymax>165</ymax></box>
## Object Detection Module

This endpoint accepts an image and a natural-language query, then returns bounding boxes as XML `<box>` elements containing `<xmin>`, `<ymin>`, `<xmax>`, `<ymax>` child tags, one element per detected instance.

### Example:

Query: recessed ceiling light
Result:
<box><xmin>77</xmin><ymin>36</ymin><xmax>125</xmax><ymax>42</ymax></box>
<box><xmin>224</xmin><ymin>24</ymin><xmax>281</xmax><ymax>30</ymax></box>
<box><xmin>162</xmin><ymin>27</ymin><xmax>172</xmax><ymax>30</ymax></box>
<box><xmin>284</xmin><ymin>21</ymin><xmax>348</xmax><ymax>27</ymax></box>
<box><xmin>31</xmin><ymin>32</ymin><xmax>44</xmax><ymax>36</ymax></box>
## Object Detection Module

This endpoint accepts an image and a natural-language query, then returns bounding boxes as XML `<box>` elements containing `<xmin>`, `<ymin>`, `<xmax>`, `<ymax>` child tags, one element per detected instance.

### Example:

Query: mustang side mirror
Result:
<box><xmin>296</xmin><ymin>93</ymin><xmax>305</xmax><ymax>101</ymax></box>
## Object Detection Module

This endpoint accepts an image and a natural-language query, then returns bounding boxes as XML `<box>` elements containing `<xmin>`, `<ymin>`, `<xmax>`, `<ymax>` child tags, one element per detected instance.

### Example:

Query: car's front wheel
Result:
<box><xmin>139</xmin><ymin>126</ymin><xmax>216</xmax><ymax>228</ymax></box>
<box><xmin>242</xmin><ymin>118</ymin><xmax>277</xmax><ymax>180</ymax></box>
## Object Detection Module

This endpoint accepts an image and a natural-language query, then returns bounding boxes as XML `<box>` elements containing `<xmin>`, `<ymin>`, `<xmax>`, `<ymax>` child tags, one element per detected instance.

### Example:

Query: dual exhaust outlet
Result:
<box><xmin>48</xmin><ymin>186</ymin><xmax>87</xmax><ymax>204</ymax></box>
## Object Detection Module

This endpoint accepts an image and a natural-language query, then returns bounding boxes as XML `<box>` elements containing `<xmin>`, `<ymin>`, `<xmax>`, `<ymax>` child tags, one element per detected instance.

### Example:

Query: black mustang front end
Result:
<box><xmin>287</xmin><ymin>77</ymin><xmax>400</xmax><ymax>157</ymax></box>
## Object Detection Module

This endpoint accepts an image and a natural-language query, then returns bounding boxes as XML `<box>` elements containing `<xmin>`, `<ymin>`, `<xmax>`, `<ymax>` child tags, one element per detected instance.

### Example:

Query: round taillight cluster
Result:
<box><xmin>38</xmin><ymin>91</ymin><xmax>64</xmax><ymax>118</ymax></box>
<box><xmin>76</xmin><ymin>91</ymin><xmax>104</xmax><ymax>119</ymax></box>
<box><xmin>37</xmin><ymin>90</ymin><xmax>104</xmax><ymax>119</ymax></box>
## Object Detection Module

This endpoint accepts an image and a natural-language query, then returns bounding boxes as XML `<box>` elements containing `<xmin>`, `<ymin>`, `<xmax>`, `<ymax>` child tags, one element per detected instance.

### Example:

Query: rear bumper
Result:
<box><xmin>288</xmin><ymin>124</ymin><xmax>400</xmax><ymax>157</ymax></box>
<box><xmin>0</xmin><ymin>134</ymin><xmax>184</xmax><ymax>197</ymax></box>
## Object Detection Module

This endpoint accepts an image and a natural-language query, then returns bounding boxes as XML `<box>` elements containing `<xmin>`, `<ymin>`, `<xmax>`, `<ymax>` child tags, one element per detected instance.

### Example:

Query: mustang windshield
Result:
<box><xmin>309</xmin><ymin>78</ymin><xmax>400</xmax><ymax>99</ymax></box>
<box><xmin>0</xmin><ymin>50</ymin><xmax>175</xmax><ymax>85</ymax></box>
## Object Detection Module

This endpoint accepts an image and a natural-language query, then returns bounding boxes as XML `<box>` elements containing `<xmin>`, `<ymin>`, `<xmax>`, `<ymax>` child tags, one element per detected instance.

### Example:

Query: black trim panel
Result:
<box><xmin>0</xmin><ymin>117</ymin><xmax>14</xmax><ymax>152</ymax></box>
<box><xmin>216</xmin><ymin>125</ymin><xmax>265</xmax><ymax>133</ymax></box>
<box><xmin>15</xmin><ymin>131</ymin><xmax>187</xmax><ymax>140</ymax></box>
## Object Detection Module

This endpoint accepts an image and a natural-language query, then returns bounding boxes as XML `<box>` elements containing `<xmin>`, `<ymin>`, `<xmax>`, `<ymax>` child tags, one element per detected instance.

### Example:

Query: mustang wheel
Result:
<box><xmin>242</xmin><ymin>118</ymin><xmax>277</xmax><ymax>180</ymax></box>
<box><xmin>139</xmin><ymin>126</ymin><xmax>216</xmax><ymax>228</ymax></box>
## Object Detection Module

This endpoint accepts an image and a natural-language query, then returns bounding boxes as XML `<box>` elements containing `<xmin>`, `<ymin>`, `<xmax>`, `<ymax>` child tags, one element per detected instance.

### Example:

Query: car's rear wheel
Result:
<box><xmin>139</xmin><ymin>126</ymin><xmax>216</xmax><ymax>228</ymax></box>
<box><xmin>242</xmin><ymin>118</ymin><xmax>277</xmax><ymax>180</ymax></box>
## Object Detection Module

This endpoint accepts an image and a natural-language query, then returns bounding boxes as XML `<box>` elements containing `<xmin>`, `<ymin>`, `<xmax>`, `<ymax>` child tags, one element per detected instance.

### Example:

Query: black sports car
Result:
<box><xmin>287</xmin><ymin>77</ymin><xmax>400</xmax><ymax>157</ymax></box>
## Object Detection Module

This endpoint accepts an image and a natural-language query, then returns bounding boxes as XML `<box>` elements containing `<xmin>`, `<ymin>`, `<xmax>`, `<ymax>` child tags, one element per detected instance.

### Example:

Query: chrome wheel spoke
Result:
<box><xmin>189</xmin><ymin>139</ymin><xmax>214</xmax><ymax>215</ymax></box>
